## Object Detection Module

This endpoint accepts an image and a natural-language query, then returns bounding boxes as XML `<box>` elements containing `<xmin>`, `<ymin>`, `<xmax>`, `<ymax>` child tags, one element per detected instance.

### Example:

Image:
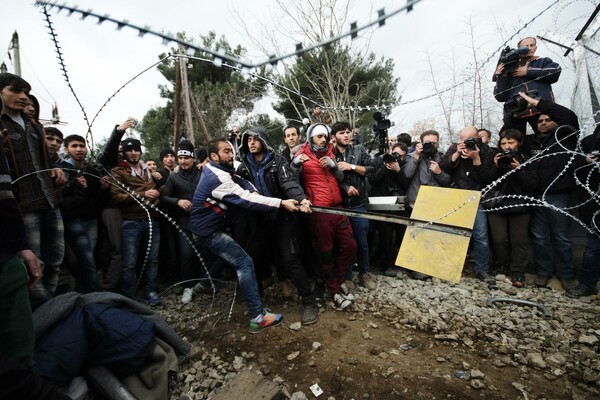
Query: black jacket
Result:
<box><xmin>577</xmin><ymin>128</ymin><xmax>600</xmax><ymax>233</ymax></box>
<box><xmin>160</xmin><ymin>166</ymin><xmax>202</xmax><ymax>230</ymax></box>
<box><xmin>440</xmin><ymin>142</ymin><xmax>496</xmax><ymax>190</ymax></box>
<box><xmin>524</xmin><ymin>100</ymin><xmax>582</xmax><ymax>194</ymax></box>
<box><xmin>333</xmin><ymin>144</ymin><xmax>375</xmax><ymax>208</ymax></box>
<box><xmin>368</xmin><ymin>155</ymin><xmax>409</xmax><ymax>197</ymax></box>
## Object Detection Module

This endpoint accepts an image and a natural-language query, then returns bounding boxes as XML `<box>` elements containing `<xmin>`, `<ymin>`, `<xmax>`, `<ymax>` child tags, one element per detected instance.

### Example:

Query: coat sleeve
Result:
<box><xmin>160</xmin><ymin>174</ymin><xmax>179</xmax><ymax>207</ymax></box>
<box><xmin>401</xmin><ymin>154</ymin><xmax>419</xmax><ymax>179</ymax></box>
<box><xmin>527</xmin><ymin>57</ymin><xmax>561</xmax><ymax>85</ymax></box>
<box><xmin>277</xmin><ymin>157</ymin><xmax>307</xmax><ymax>202</ymax></box>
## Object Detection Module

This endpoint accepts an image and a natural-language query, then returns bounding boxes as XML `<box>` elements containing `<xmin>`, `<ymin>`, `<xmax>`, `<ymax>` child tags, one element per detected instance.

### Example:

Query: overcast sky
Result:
<box><xmin>0</xmin><ymin>0</ymin><xmax>594</xmax><ymax>148</ymax></box>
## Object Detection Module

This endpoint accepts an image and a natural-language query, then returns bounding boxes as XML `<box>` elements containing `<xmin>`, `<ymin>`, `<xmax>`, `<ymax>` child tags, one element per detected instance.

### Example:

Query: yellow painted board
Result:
<box><xmin>395</xmin><ymin>186</ymin><xmax>480</xmax><ymax>283</ymax></box>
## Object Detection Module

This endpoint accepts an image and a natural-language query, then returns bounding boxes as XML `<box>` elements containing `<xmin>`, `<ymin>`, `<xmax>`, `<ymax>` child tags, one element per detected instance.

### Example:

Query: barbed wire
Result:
<box><xmin>34</xmin><ymin>0</ymin><xmax>424</xmax><ymax>69</ymax></box>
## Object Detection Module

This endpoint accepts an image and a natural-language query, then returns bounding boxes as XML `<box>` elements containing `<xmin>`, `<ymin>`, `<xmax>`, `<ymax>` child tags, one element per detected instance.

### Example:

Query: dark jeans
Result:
<box><xmin>488</xmin><ymin>212</ymin><xmax>532</xmax><ymax>274</ymax></box>
<box><xmin>196</xmin><ymin>232</ymin><xmax>263</xmax><ymax>318</ymax></box>
<box><xmin>530</xmin><ymin>193</ymin><xmax>574</xmax><ymax>279</ymax></box>
<box><xmin>346</xmin><ymin>206</ymin><xmax>370</xmax><ymax>278</ymax></box>
<box><xmin>245</xmin><ymin>216</ymin><xmax>315</xmax><ymax>305</ymax></box>
<box><xmin>22</xmin><ymin>208</ymin><xmax>64</xmax><ymax>309</ymax></box>
<box><xmin>578</xmin><ymin>232</ymin><xmax>600</xmax><ymax>290</ymax></box>
<box><xmin>310</xmin><ymin>213</ymin><xmax>356</xmax><ymax>294</ymax></box>
<box><xmin>121</xmin><ymin>219</ymin><xmax>160</xmax><ymax>298</ymax></box>
<box><xmin>64</xmin><ymin>218</ymin><xmax>100</xmax><ymax>292</ymax></box>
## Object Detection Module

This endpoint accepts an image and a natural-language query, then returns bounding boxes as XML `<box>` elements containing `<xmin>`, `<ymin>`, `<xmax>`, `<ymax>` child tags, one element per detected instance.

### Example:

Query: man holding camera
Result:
<box><xmin>440</xmin><ymin>127</ymin><xmax>496</xmax><ymax>285</ymax></box>
<box><xmin>519</xmin><ymin>92</ymin><xmax>580</xmax><ymax>290</ymax></box>
<box><xmin>493</xmin><ymin>37</ymin><xmax>561</xmax><ymax>134</ymax></box>
<box><xmin>402</xmin><ymin>130</ymin><xmax>451</xmax><ymax>279</ymax></box>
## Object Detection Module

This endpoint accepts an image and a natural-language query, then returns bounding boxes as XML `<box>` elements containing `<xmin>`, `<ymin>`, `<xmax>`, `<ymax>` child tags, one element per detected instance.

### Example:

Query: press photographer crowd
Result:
<box><xmin>0</xmin><ymin>34</ymin><xmax>599</xmax><ymax>399</ymax></box>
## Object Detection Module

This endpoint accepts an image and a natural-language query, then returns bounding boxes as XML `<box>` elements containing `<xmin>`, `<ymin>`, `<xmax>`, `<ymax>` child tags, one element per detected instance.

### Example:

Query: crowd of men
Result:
<box><xmin>1</xmin><ymin>35</ymin><xmax>599</xmax><ymax>393</ymax></box>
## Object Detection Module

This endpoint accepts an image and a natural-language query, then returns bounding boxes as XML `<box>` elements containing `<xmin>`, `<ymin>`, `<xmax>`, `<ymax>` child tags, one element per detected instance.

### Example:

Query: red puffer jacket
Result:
<box><xmin>295</xmin><ymin>142</ymin><xmax>343</xmax><ymax>207</ymax></box>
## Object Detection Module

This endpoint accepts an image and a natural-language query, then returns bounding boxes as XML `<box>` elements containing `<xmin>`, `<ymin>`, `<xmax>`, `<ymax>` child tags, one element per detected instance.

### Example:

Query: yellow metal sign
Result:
<box><xmin>395</xmin><ymin>186</ymin><xmax>480</xmax><ymax>282</ymax></box>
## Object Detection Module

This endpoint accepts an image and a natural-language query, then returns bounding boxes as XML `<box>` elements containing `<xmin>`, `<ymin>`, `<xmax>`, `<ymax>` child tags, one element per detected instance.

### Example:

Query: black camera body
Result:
<box><xmin>505</xmin><ymin>90</ymin><xmax>540</xmax><ymax>118</ymax></box>
<box><xmin>498</xmin><ymin>45</ymin><xmax>529</xmax><ymax>75</ymax></box>
<box><xmin>373</xmin><ymin>111</ymin><xmax>392</xmax><ymax>154</ymax></box>
<box><xmin>464</xmin><ymin>137</ymin><xmax>480</xmax><ymax>151</ymax></box>
<box><xmin>498</xmin><ymin>149</ymin><xmax>519</xmax><ymax>168</ymax></box>
<box><xmin>383</xmin><ymin>152</ymin><xmax>400</xmax><ymax>164</ymax></box>
<box><xmin>422</xmin><ymin>142</ymin><xmax>437</xmax><ymax>159</ymax></box>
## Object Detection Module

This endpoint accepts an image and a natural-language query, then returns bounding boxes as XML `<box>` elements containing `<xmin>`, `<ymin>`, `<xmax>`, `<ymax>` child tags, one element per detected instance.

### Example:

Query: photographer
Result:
<box><xmin>401</xmin><ymin>130</ymin><xmax>451</xmax><ymax>279</ymax></box>
<box><xmin>369</xmin><ymin>142</ymin><xmax>409</xmax><ymax>277</ymax></box>
<box><xmin>493</xmin><ymin>37</ymin><xmax>561</xmax><ymax>134</ymax></box>
<box><xmin>484</xmin><ymin>129</ymin><xmax>538</xmax><ymax>288</ymax></box>
<box><xmin>440</xmin><ymin>126</ymin><xmax>496</xmax><ymax>285</ymax></box>
<box><xmin>519</xmin><ymin>92</ymin><xmax>581</xmax><ymax>290</ymax></box>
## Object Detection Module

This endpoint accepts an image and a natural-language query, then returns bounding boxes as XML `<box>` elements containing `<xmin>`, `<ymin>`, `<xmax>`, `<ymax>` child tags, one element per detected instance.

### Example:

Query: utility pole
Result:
<box><xmin>177</xmin><ymin>33</ymin><xmax>195</xmax><ymax>147</ymax></box>
<box><xmin>173</xmin><ymin>56</ymin><xmax>182</xmax><ymax>151</ymax></box>
<box><xmin>10</xmin><ymin>31</ymin><xmax>22</xmax><ymax>76</ymax></box>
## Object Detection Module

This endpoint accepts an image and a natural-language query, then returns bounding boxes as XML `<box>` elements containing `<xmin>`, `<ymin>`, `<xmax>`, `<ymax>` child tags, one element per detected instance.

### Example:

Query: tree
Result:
<box><xmin>274</xmin><ymin>44</ymin><xmax>400</xmax><ymax>128</ymax></box>
<box><xmin>138</xmin><ymin>32</ymin><xmax>269</xmax><ymax>156</ymax></box>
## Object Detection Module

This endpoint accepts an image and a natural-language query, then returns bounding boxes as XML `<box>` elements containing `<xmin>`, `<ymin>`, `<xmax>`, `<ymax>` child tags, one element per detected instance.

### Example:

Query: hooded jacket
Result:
<box><xmin>237</xmin><ymin>126</ymin><xmax>306</xmax><ymax>203</ymax></box>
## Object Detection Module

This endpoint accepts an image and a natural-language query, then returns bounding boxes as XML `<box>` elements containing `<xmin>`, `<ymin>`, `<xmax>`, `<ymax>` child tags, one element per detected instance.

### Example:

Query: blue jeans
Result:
<box><xmin>22</xmin><ymin>208</ymin><xmax>64</xmax><ymax>309</ymax></box>
<box><xmin>472</xmin><ymin>205</ymin><xmax>491</xmax><ymax>273</ymax></box>
<box><xmin>196</xmin><ymin>232</ymin><xmax>262</xmax><ymax>318</ymax></box>
<box><xmin>530</xmin><ymin>193</ymin><xmax>574</xmax><ymax>279</ymax></box>
<box><xmin>579</xmin><ymin>232</ymin><xmax>600</xmax><ymax>290</ymax></box>
<box><xmin>347</xmin><ymin>206</ymin><xmax>370</xmax><ymax>279</ymax></box>
<box><xmin>65</xmin><ymin>218</ymin><xmax>100</xmax><ymax>292</ymax></box>
<box><xmin>121</xmin><ymin>219</ymin><xmax>160</xmax><ymax>298</ymax></box>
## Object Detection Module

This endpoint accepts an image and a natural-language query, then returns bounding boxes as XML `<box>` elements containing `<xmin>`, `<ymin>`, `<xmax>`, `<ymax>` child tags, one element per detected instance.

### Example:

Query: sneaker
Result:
<box><xmin>339</xmin><ymin>283</ymin><xmax>355</xmax><ymax>301</ymax></box>
<box><xmin>249</xmin><ymin>309</ymin><xmax>284</xmax><ymax>334</ymax></box>
<box><xmin>383</xmin><ymin>267</ymin><xmax>401</xmax><ymax>277</ymax></box>
<box><xmin>146</xmin><ymin>291</ymin><xmax>161</xmax><ymax>306</ymax></box>
<box><xmin>359</xmin><ymin>272</ymin><xmax>377</xmax><ymax>290</ymax></box>
<box><xmin>172</xmin><ymin>286</ymin><xmax>184</xmax><ymax>295</ymax></box>
<box><xmin>566</xmin><ymin>284</ymin><xmax>596</xmax><ymax>298</ymax></box>
<box><xmin>279</xmin><ymin>279</ymin><xmax>295</xmax><ymax>298</ymax></box>
<box><xmin>511</xmin><ymin>274</ymin><xmax>526</xmax><ymax>288</ymax></box>
<box><xmin>475</xmin><ymin>271</ymin><xmax>496</xmax><ymax>285</ymax></box>
<box><xmin>343</xmin><ymin>279</ymin><xmax>355</xmax><ymax>291</ymax></box>
<box><xmin>192</xmin><ymin>282</ymin><xmax>213</xmax><ymax>295</ymax></box>
<box><xmin>534</xmin><ymin>275</ymin><xmax>550</xmax><ymax>288</ymax></box>
<box><xmin>181</xmin><ymin>288</ymin><xmax>193</xmax><ymax>304</ymax></box>
<box><xmin>333</xmin><ymin>293</ymin><xmax>351</xmax><ymax>310</ymax></box>
<box><xmin>301</xmin><ymin>304</ymin><xmax>319</xmax><ymax>325</ymax></box>
<box><xmin>559</xmin><ymin>278</ymin><xmax>578</xmax><ymax>291</ymax></box>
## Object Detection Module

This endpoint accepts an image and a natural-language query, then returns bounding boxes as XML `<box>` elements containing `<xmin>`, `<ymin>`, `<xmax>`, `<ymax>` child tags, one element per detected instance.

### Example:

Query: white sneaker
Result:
<box><xmin>339</xmin><ymin>283</ymin><xmax>355</xmax><ymax>301</ymax></box>
<box><xmin>181</xmin><ymin>288</ymin><xmax>193</xmax><ymax>304</ymax></box>
<box><xmin>333</xmin><ymin>293</ymin><xmax>351</xmax><ymax>310</ymax></box>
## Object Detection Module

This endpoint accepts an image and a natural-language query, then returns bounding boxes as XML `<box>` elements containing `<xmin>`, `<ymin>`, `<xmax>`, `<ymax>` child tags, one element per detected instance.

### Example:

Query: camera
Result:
<box><xmin>383</xmin><ymin>152</ymin><xmax>401</xmax><ymax>164</ymax></box>
<box><xmin>464</xmin><ymin>137</ymin><xmax>479</xmax><ymax>151</ymax></box>
<box><xmin>506</xmin><ymin>90</ymin><xmax>540</xmax><ymax>118</ymax></box>
<box><xmin>422</xmin><ymin>142</ymin><xmax>437</xmax><ymax>159</ymax></box>
<box><xmin>495</xmin><ymin>46</ymin><xmax>530</xmax><ymax>78</ymax></box>
<box><xmin>373</xmin><ymin>111</ymin><xmax>392</xmax><ymax>154</ymax></box>
<box><xmin>498</xmin><ymin>149</ymin><xmax>518</xmax><ymax>168</ymax></box>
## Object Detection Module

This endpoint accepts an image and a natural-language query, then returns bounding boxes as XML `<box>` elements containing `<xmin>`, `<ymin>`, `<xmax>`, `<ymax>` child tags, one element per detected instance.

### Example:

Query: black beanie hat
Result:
<box><xmin>196</xmin><ymin>146</ymin><xmax>208</xmax><ymax>161</ymax></box>
<box><xmin>177</xmin><ymin>139</ymin><xmax>195</xmax><ymax>158</ymax></box>
<box><xmin>159</xmin><ymin>147</ymin><xmax>175</xmax><ymax>161</ymax></box>
<box><xmin>121</xmin><ymin>138</ymin><xmax>142</xmax><ymax>152</ymax></box>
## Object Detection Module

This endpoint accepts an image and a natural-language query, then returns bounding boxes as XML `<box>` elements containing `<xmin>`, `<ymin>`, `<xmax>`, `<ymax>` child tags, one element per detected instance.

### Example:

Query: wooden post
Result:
<box><xmin>177</xmin><ymin>34</ymin><xmax>195</xmax><ymax>146</ymax></box>
<box><xmin>189</xmin><ymin>93</ymin><xmax>211</xmax><ymax>146</ymax></box>
<box><xmin>173</xmin><ymin>56</ymin><xmax>182</xmax><ymax>151</ymax></box>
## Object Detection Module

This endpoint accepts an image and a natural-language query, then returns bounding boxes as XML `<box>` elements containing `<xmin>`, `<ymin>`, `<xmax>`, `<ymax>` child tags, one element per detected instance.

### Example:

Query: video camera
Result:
<box><xmin>493</xmin><ymin>46</ymin><xmax>529</xmax><ymax>81</ymax></box>
<box><xmin>497</xmin><ymin>149</ymin><xmax>519</xmax><ymax>168</ymax></box>
<box><xmin>505</xmin><ymin>90</ymin><xmax>540</xmax><ymax>118</ymax></box>
<box><xmin>373</xmin><ymin>111</ymin><xmax>392</xmax><ymax>154</ymax></box>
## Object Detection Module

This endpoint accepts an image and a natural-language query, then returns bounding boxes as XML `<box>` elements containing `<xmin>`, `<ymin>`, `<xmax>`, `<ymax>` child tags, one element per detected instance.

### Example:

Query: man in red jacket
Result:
<box><xmin>292</xmin><ymin>123</ymin><xmax>357</xmax><ymax>309</ymax></box>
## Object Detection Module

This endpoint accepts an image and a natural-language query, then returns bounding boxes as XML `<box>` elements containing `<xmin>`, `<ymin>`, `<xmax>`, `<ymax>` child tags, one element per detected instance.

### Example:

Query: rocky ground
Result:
<box><xmin>156</xmin><ymin>270</ymin><xmax>600</xmax><ymax>400</ymax></box>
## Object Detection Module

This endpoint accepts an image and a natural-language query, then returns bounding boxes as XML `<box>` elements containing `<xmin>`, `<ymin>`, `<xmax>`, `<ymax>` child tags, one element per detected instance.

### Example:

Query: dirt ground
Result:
<box><xmin>177</xmin><ymin>285</ymin><xmax>593</xmax><ymax>400</ymax></box>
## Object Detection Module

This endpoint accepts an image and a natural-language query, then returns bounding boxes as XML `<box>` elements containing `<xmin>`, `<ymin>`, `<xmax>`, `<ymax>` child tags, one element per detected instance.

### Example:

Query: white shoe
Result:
<box><xmin>181</xmin><ymin>288</ymin><xmax>193</xmax><ymax>304</ymax></box>
<box><xmin>339</xmin><ymin>283</ymin><xmax>355</xmax><ymax>301</ymax></box>
<box><xmin>334</xmin><ymin>293</ymin><xmax>351</xmax><ymax>310</ymax></box>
